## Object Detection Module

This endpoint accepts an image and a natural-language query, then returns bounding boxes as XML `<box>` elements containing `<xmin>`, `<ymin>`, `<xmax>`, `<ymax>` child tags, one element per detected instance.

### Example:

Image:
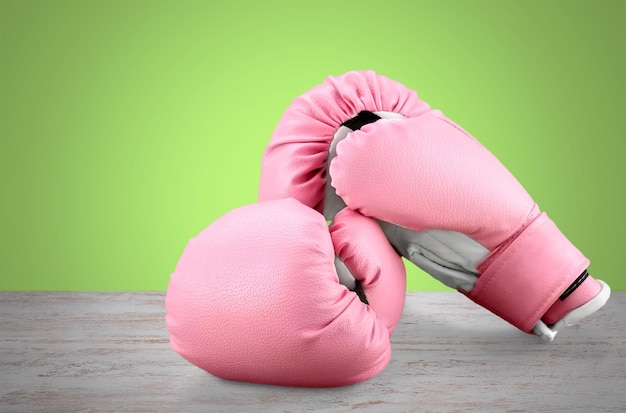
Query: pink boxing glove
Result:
<box><xmin>165</xmin><ymin>198</ymin><xmax>406</xmax><ymax>387</ymax></box>
<box><xmin>259</xmin><ymin>71</ymin><xmax>610</xmax><ymax>341</ymax></box>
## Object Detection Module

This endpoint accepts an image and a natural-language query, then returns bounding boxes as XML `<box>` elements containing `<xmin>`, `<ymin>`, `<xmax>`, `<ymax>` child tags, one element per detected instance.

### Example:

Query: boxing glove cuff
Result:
<box><xmin>465</xmin><ymin>211</ymin><xmax>590</xmax><ymax>333</ymax></box>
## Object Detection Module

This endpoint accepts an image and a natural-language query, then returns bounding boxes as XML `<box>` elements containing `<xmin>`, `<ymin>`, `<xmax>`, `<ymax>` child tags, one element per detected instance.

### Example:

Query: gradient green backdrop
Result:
<box><xmin>1</xmin><ymin>0</ymin><xmax>624</xmax><ymax>291</ymax></box>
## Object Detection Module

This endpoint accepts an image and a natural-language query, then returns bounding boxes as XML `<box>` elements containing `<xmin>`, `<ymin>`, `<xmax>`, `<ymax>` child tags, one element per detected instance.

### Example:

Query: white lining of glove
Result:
<box><xmin>334</xmin><ymin>256</ymin><xmax>356</xmax><ymax>291</ymax></box>
<box><xmin>378</xmin><ymin>222</ymin><xmax>487</xmax><ymax>292</ymax></box>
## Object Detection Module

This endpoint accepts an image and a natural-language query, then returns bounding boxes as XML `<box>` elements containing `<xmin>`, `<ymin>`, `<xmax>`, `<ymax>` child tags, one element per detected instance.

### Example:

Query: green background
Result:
<box><xmin>1</xmin><ymin>0</ymin><xmax>624</xmax><ymax>291</ymax></box>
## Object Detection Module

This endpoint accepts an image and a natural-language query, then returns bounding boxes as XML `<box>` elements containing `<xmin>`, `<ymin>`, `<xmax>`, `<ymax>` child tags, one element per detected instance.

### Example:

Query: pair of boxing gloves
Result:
<box><xmin>165</xmin><ymin>71</ymin><xmax>610</xmax><ymax>387</ymax></box>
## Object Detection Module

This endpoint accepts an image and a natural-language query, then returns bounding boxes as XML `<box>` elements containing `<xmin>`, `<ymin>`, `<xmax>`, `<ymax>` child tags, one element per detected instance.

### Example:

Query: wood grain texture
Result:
<box><xmin>1</xmin><ymin>292</ymin><xmax>624</xmax><ymax>412</ymax></box>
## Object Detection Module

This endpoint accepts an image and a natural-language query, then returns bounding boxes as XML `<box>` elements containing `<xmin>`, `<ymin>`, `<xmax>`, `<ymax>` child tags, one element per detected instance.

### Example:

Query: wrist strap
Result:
<box><xmin>464</xmin><ymin>212</ymin><xmax>589</xmax><ymax>333</ymax></box>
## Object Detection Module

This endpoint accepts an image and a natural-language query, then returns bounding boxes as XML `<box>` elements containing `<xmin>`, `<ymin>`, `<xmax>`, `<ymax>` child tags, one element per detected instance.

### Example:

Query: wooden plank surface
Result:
<box><xmin>1</xmin><ymin>292</ymin><xmax>624</xmax><ymax>412</ymax></box>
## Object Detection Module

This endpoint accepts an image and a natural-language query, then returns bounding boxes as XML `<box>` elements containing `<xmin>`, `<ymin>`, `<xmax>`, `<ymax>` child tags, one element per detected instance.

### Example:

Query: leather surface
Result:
<box><xmin>330</xmin><ymin>207</ymin><xmax>406</xmax><ymax>335</ymax></box>
<box><xmin>259</xmin><ymin>70</ymin><xmax>430</xmax><ymax>212</ymax></box>
<box><xmin>330</xmin><ymin>112</ymin><xmax>535</xmax><ymax>250</ymax></box>
<box><xmin>165</xmin><ymin>198</ymin><xmax>406</xmax><ymax>387</ymax></box>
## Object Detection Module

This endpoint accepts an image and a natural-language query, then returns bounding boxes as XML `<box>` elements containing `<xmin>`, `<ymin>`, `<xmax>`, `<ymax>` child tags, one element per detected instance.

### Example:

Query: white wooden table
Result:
<box><xmin>1</xmin><ymin>292</ymin><xmax>624</xmax><ymax>412</ymax></box>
